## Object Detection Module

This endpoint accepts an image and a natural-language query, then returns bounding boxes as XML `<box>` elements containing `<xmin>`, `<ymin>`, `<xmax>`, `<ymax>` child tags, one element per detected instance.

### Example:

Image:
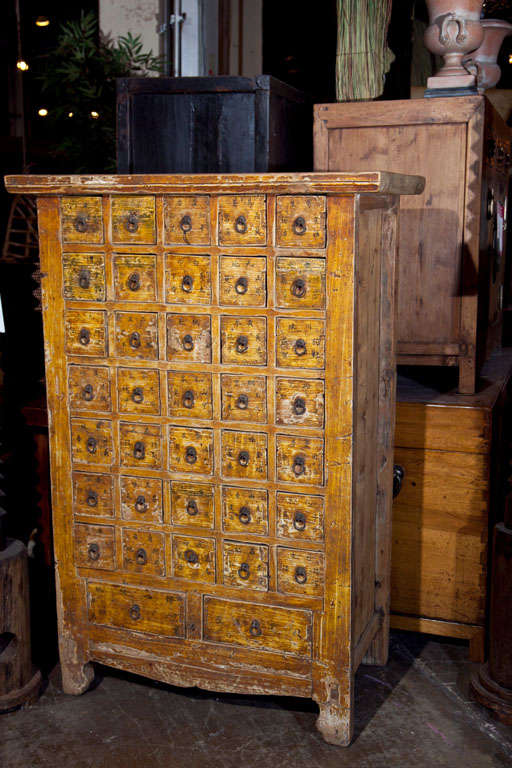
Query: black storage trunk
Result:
<box><xmin>116</xmin><ymin>76</ymin><xmax>312</xmax><ymax>173</ymax></box>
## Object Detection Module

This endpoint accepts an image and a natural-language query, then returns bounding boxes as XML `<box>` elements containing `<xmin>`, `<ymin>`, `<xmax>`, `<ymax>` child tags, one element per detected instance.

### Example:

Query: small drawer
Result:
<box><xmin>221</xmin><ymin>374</ymin><xmax>266</xmax><ymax>423</ymax></box>
<box><xmin>275</xmin><ymin>257</ymin><xmax>326</xmax><ymax>309</ymax></box>
<box><xmin>113</xmin><ymin>254</ymin><xmax>157</xmax><ymax>302</ymax></box>
<box><xmin>276</xmin><ymin>318</ymin><xmax>325</xmax><ymax>369</ymax></box>
<box><xmin>71</xmin><ymin>419</ymin><xmax>113</xmax><ymax>467</ymax></box>
<box><xmin>65</xmin><ymin>310</ymin><xmax>107</xmax><ymax>357</ymax></box>
<box><xmin>218</xmin><ymin>195</ymin><xmax>266</xmax><ymax>246</ymax></box>
<box><xmin>122</xmin><ymin>528</ymin><xmax>165</xmax><ymax>576</ymax></box>
<box><xmin>276</xmin><ymin>492</ymin><xmax>324</xmax><ymax>541</ymax></box>
<box><xmin>63</xmin><ymin>253</ymin><xmax>106</xmax><ymax>301</ymax></box>
<box><xmin>203</xmin><ymin>597</ymin><xmax>312</xmax><ymax>658</ymax></box>
<box><xmin>276</xmin><ymin>195</ymin><xmax>326</xmax><ymax>248</ymax></box>
<box><xmin>73</xmin><ymin>472</ymin><xmax>114</xmax><ymax>518</ymax></box>
<box><xmin>167</xmin><ymin>313</ymin><xmax>212</xmax><ymax>363</ymax></box>
<box><xmin>120</xmin><ymin>476</ymin><xmax>163</xmax><ymax>523</ymax></box>
<box><xmin>169</xmin><ymin>426</ymin><xmax>213</xmax><ymax>475</ymax></box>
<box><xmin>171</xmin><ymin>482</ymin><xmax>214</xmax><ymax>529</ymax></box>
<box><xmin>114</xmin><ymin>312</ymin><xmax>159</xmax><ymax>360</ymax></box>
<box><xmin>172</xmin><ymin>535</ymin><xmax>216</xmax><ymax>583</ymax></box>
<box><xmin>222</xmin><ymin>486</ymin><xmax>268</xmax><ymax>536</ymax></box>
<box><xmin>221</xmin><ymin>430</ymin><xmax>267</xmax><ymax>481</ymax></box>
<box><xmin>164</xmin><ymin>195</ymin><xmax>210</xmax><ymax>245</ymax></box>
<box><xmin>61</xmin><ymin>197</ymin><xmax>103</xmax><ymax>244</ymax></box>
<box><xmin>117</xmin><ymin>368</ymin><xmax>161</xmax><ymax>415</ymax></box>
<box><xmin>68</xmin><ymin>365</ymin><xmax>112</xmax><ymax>412</ymax></box>
<box><xmin>165</xmin><ymin>254</ymin><xmax>211</xmax><ymax>305</ymax></box>
<box><xmin>111</xmin><ymin>196</ymin><xmax>156</xmax><ymax>244</ymax></box>
<box><xmin>277</xmin><ymin>548</ymin><xmax>324</xmax><ymax>597</ymax></box>
<box><xmin>276</xmin><ymin>435</ymin><xmax>324</xmax><ymax>486</ymax></box>
<box><xmin>223</xmin><ymin>541</ymin><xmax>269</xmax><ymax>591</ymax></box>
<box><xmin>119</xmin><ymin>422</ymin><xmax>162</xmax><ymax>469</ymax></box>
<box><xmin>88</xmin><ymin>581</ymin><xmax>185</xmax><ymax>638</ymax></box>
<box><xmin>275</xmin><ymin>378</ymin><xmax>324</xmax><ymax>427</ymax></box>
<box><xmin>220</xmin><ymin>316</ymin><xmax>266</xmax><ymax>366</ymax></box>
<box><xmin>75</xmin><ymin>523</ymin><xmax>115</xmax><ymax>570</ymax></box>
<box><xmin>168</xmin><ymin>371</ymin><xmax>213</xmax><ymax>419</ymax></box>
<box><xmin>219</xmin><ymin>256</ymin><xmax>266</xmax><ymax>307</ymax></box>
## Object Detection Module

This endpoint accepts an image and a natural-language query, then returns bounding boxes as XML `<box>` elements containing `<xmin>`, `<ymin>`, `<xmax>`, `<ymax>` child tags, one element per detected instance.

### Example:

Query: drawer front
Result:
<box><xmin>223</xmin><ymin>541</ymin><xmax>269</xmax><ymax>591</ymax></box>
<box><xmin>203</xmin><ymin>597</ymin><xmax>312</xmax><ymax>657</ymax></box>
<box><xmin>276</xmin><ymin>318</ymin><xmax>325</xmax><ymax>370</ymax></box>
<box><xmin>75</xmin><ymin>523</ymin><xmax>115</xmax><ymax>570</ymax></box>
<box><xmin>73</xmin><ymin>472</ymin><xmax>114</xmax><ymax>518</ymax></box>
<box><xmin>276</xmin><ymin>435</ymin><xmax>324</xmax><ymax>486</ymax></box>
<box><xmin>122</xmin><ymin>528</ymin><xmax>165</xmax><ymax>576</ymax></box>
<box><xmin>117</xmin><ymin>368</ymin><xmax>161</xmax><ymax>415</ymax></box>
<box><xmin>119</xmin><ymin>422</ymin><xmax>162</xmax><ymax>469</ymax></box>
<box><xmin>88</xmin><ymin>582</ymin><xmax>185</xmax><ymax>638</ymax></box>
<box><xmin>113</xmin><ymin>254</ymin><xmax>157</xmax><ymax>302</ymax></box>
<box><xmin>276</xmin><ymin>492</ymin><xmax>324</xmax><ymax>542</ymax></box>
<box><xmin>68</xmin><ymin>365</ymin><xmax>112</xmax><ymax>412</ymax></box>
<box><xmin>167</xmin><ymin>313</ymin><xmax>212</xmax><ymax>363</ymax></box>
<box><xmin>222</xmin><ymin>486</ymin><xmax>268</xmax><ymax>536</ymax></box>
<box><xmin>65</xmin><ymin>310</ymin><xmax>107</xmax><ymax>357</ymax></box>
<box><xmin>275</xmin><ymin>257</ymin><xmax>326</xmax><ymax>309</ymax></box>
<box><xmin>120</xmin><ymin>476</ymin><xmax>163</xmax><ymax>523</ymax></box>
<box><xmin>61</xmin><ymin>197</ymin><xmax>103</xmax><ymax>244</ymax></box>
<box><xmin>218</xmin><ymin>195</ymin><xmax>266</xmax><ymax>246</ymax></box>
<box><xmin>169</xmin><ymin>426</ymin><xmax>214</xmax><ymax>475</ymax></box>
<box><xmin>221</xmin><ymin>430</ymin><xmax>267</xmax><ymax>481</ymax></box>
<box><xmin>277</xmin><ymin>547</ymin><xmax>324</xmax><ymax>597</ymax></box>
<box><xmin>114</xmin><ymin>312</ymin><xmax>159</xmax><ymax>361</ymax></box>
<box><xmin>221</xmin><ymin>374</ymin><xmax>267</xmax><ymax>423</ymax></box>
<box><xmin>276</xmin><ymin>195</ymin><xmax>326</xmax><ymax>248</ymax></box>
<box><xmin>165</xmin><ymin>254</ymin><xmax>211</xmax><ymax>305</ymax></box>
<box><xmin>275</xmin><ymin>378</ymin><xmax>324</xmax><ymax>427</ymax></box>
<box><xmin>111</xmin><ymin>196</ymin><xmax>156</xmax><ymax>244</ymax></box>
<box><xmin>219</xmin><ymin>256</ymin><xmax>266</xmax><ymax>307</ymax></box>
<box><xmin>63</xmin><ymin>253</ymin><xmax>105</xmax><ymax>301</ymax></box>
<box><xmin>172</xmin><ymin>535</ymin><xmax>216</xmax><ymax>583</ymax></box>
<box><xmin>220</xmin><ymin>316</ymin><xmax>267</xmax><ymax>366</ymax></box>
<box><xmin>168</xmin><ymin>371</ymin><xmax>213</xmax><ymax>419</ymax></box>
<box><xmin>171</xmin><ymin>482</ymin><xmax>214</xmax><ymax>529</ymax></box>
<box><xmin>71</xmin><ymin>419</ymin><xmax>113</xmax><ymax>467</ymax></box>
<box><xmin>164</xmin><ymin>195</ymin><xmax>210</xmax><ymax>245</ymax></box>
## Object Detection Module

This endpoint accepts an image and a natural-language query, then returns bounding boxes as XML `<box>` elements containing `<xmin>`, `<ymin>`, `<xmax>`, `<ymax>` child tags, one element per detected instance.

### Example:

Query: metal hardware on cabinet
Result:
<box><xmin>127</xmin><ymin>272</ymin><xmax>140</xmax><ymax>292</ymax></box>
<box><xmin>86</xmin><ymin>490</ymin><xmax>98</xmax><ymax>508</ymax></box>
<box><xmin>238</xmin><ymin>562</ymin><xmax>250</xmax><ymax>579</ymax></box>
<box><xmin>79</xmin><ymin>327</ymin><xmax>90</xmax><ymax>346</ymax></box>
<box><xmin>87</xmin><ymin>542</ymin><xmax>100</xmax><ymax>561</ymax></box>
<box><xmin>291</xmin><ymin>278</ymin><xmax>306</xmax><ymax>298</ymax></box>
<box><xmin>129</xmin><ymin>604</ymin><xmax>141</xmax><ymax>621</ymax></box>
<box><xmin>293</xmin><ymin>215</ymin><xmax>307</xmax><ymax>235</ymax></box>
<box><xmin>186</xmin><ymin>499</ymin><xmax>198</xmax><ymax>516</ymax></box>
<box><xmin>236</xmin><ymin>394</ymin><xmax>249</xmax><ymax>410</ymax></box>
<box><xmin>292</xmin><ymin>454</ymin><xmax>306</xmax><ymax>476</ymax></box>
<box><xmin>249</xmin><ymin>619</ymin><xmax>261</xmax><ymax>637</ymax></box>
<box><xmin>235</xmin><ymin>277</ymin><xmax>248</xmax><ymax>294</ymax></box>
<box><xmin>74</xmin><ymin>214</ymin><xmax>88</xmax><ymax>233</ymax></box>
<box><xmin>132</xmin><ymin>387</ymin><xmax>144</xmax><ymax>404</ymax></box>
<box><xmin>125</xmin><ymin>212</ymin><xmax>139</xmax><ymax>233</ymax></box>
<box><xmin>135</xmin><ymin>548</ymin><xmax>147</xmax><ymax>565</ymax></box>
<box><xmin>238</xmin><ymin>450</ymin><xmax>250</xmax><ymax>467</ymax></box>
<box><xmin>182</xmin><ymin>389</ymin><xmax>195</xmax><ymax>409</ymax></box>
<box><xmin>180</xmin><ymin>214</ymin><xmax>192</xmax><ymax>233</ymax></box>
<box><xmin>181</xmin><ymin>274</ymin><xmax>194</xmax><ymax>293</ymax></box>
<box><xmin>133</xmin><ymin>441</ymin><xmax>145</xmax><ymax>460</ymax></box>
<box><xmin>185</xmin><ymin>445</ymin><xmax>197</xmax><ymax>464</ymax></box>
<box><xmin>292</xmin><ymin>396</ymin><xmax>306</xmax><ymax>416</ymax></box>
<box><xmin>129</xmin><ymin>331</ymin><xmax>141</xmax><ymax>349</ymax></box>
<box><xmin>293</xmin><ymin>511</ymin><xmax>306</xmax><ymax>531</ymax></box>
<box><xmin>294</xmin><ymin>565</ymin><xmax>307</xmax><ymax>584</ymax></box>
<box><xmin>487</xmin><ymin>189</ymin><xmax>495</xmax><ymax>221</ymax></box>
<box><xmin>86</xmin><ymin>437</ymin><xmax>97</xmax><ymax>454</ymax></box>
<box><xmin>184</xmin><ymin>548</ymin><xmax>198</xmax><ymax>564</ymax></box>
<box><xmin>294</xmin><ymin>338</ymin><xmax>307</xmax><ymax>356</ymax></box>
<box><xmin>182</xmin><ymin>334</ymin><xmax>194</xmax><ymax>351</ymax></box>
<box><xmin>238</xmin><ymin>506</ymin><xmax>251</xmax><ymax>525</ymax></box>
<box><xmin>78</xmin><ymin>269</ymin><xmax>91</xmax><ymax>289</ymax></box>
<box><xmin>393</xmin><ymin>465</ymin><xmax>405</xmax><ymax>498</ymax></box>
<box><xmin>135</xmin><ymin>495</ymin><xmax>148</xmax><ymax>513</ymax></box>
<box><xmin>234</xmin><ymin>215</ymin><xmax>247</xmax><ymax>234</ymax></box>
<box><xmin>236</xmin><ymin>335</ymin><xmax>249</xmax><ymax>354</ymax></box>
<box><xmin>82</xmin><ymin>383</ymin><xmax>94</xmax><ymax>402</ymax></box>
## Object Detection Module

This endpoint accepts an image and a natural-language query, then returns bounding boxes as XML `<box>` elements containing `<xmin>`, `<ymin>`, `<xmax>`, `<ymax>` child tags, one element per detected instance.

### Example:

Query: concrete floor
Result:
<box><xmin>2</xmin><ymin>631</ymin><xmax>512</xmax><ymax>768</ymax></box>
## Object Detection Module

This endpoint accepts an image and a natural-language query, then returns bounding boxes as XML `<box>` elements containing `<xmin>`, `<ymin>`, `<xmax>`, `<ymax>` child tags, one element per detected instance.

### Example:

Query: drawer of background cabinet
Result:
<box><xmin>117</xmin><ymin>368</ymin><xmax>160</xmax><ymax>415</ymax></box>
<box><xmin>275</xmin><ymin>378</ymin><xmax>324</xmax><ymax>427</ymax></box>
<box><xmin>111</xmin><ymin>195</ymin><xmax>156</xmax><ymax>244</ymax></box>
<box><xmin>276</xmin><ymin>435</ymin><xmax>324</xmax><ymax>485</ymax></box>
<box><xmin>169</xmin><ymin>426</ymin><xmax>214</xmax><ymax>475</ymax></box>
<box><xmin>68</xmin><ymin>365</ymin><xmax>112</xmax><ymax>412</ymax></box>
<box><xmin>276</xmin><ymin>318</ymin><xmax>325</xmax><ymax>369</ymax></box>
<box><xmin>73</xmin><ymin>472</ymin><xmax>114</xmax><ymax>518</ymax></box>
<box><xmin>167</xmin><ymin>314</ymin><xmax>212</xmax><ymax>363</ymax></box>
<box><xmin>164</xmin><ymin>195</ymin><xmax>211</xmax><ymax>245</ymax></box>
<box><xmin>61</xmin><ymin>196</ymin><xmax>103</xmax><ymax>244</ymax></box>
<box><xmin>203</xmin><ymin>597</ymin><xmax>312</xmax><ymax>658</ymax></box>
<box><xmin>221</xmin><ymin>374</ymin><xmax>267</xmax><ymax>423</ymax></box>
<box><xmin>219</xmin><ymin>256</ymin><xmax>266</xmax><ymax>307</ymax></box>
<box><xmin>113</xmin><ymin>254</ymin><xmax>157</xmax><ymax>301</ymax></box>
<box><xmin>220</xmin><ymin>316</ymin><xmax>267</xmax><ymax>365</ymax></box>
<box><xmin>218</xmin><ymin>195</ymin><xmax>266</xmax><ymax>246</ymax></box>
<box><xmin>276</xmin><ymin>492</ymin><xmax>324</xmax><ymax>542</ymax></box>
<box><xmin>276</xmin><ymin>196</ymin><xmax>326</xmax><ymax>249</ymax></box>
<box><xmin>223</xmin><ymin>540</ymin><xmax>269</xmax><ymax>591</ymax></box>
<box><xmin>165</xmin><ymin>254</ymin><xmax>211</xmax><ymax>305</ymax></box>
<box><xmin>75</xmin><ymin>523</ymin><xmax>115</xmax><ymax>570</ymax></box>
<box><xmin>114</xmin><ymin>312</ymin><xmax>159</xmax><ymax>360</ymax></box>
<box><xmin>87</xmin><ymin>582</ymin><xmax>185</xmax><ymax>638</ymax></box>
<box><xmin>221</xmin><ymin>430</ymin><xmax>267</xmax><ymax>480</ymax></box>
<box><xmin>65</xmin><ymin>310</ymin><xmax>107</xmax><ymax>357</ymax></box>
<box><xmin>172</xmin><ymin>534</ymin><xmax>216</xmax><ymax>583</ymax></box>
<box><xmin>120</xmin><ymin>476</ymin><xmax>163</xmax><ymax>523</ymax></box>
<box><xmin>63</xmin><ymin>253</ymin><xmax>106</xmax><ymax>301</ymax></box>
<box><xmin>277</xmin><ymin>547</ymin><xmax>324</xmax><ymax>597</ymax></box>
<box><xmin>121</xmin><ymin>528</ymin><xmax>165</xmax><ymax>576</ymax></box>
<box><xmin>275</xmin><ymin>257</ymin><xmax>325</xmax><ymax>309</ymax></box>
<box><xmin>222</xmin><ymin>486</ymin><xmax>268</xmax><ymax>535</ymax></box>
<box><xmin>119</xmin><ymin>422</ymin><xmax>162</xmax><ymax>469</ymax></box>
<box><xmin>168</xmin><ymin>371</ymin><xmax>213</xmax><ymax>419</ymax></box>
<box><xmin>71</xmin><ymin>419</ymin><xmax>113</xmax><ymax>467</ymax></box>
<box><xmin>171</xmin><ymin>482</ymin><xmax>215</xmax><ymax>529</ymax></box>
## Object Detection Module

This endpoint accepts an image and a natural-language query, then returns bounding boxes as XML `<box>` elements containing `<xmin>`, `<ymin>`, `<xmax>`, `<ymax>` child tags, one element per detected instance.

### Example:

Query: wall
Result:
<box><xmin>99</xmin><ymin>0</ymin><xmax>161</xmax><ymax>58</ymax></box>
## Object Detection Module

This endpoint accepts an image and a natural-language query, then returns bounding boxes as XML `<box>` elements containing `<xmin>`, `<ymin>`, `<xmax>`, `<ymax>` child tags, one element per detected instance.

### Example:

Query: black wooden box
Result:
<box><xmin>116</xmin><ymin>76</ymin><xmax>312</xmax><ymax>173</ymax></box>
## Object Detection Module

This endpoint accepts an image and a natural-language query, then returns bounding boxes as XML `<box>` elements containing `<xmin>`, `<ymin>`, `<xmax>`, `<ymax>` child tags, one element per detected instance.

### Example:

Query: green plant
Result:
<box><xmin>38</xmin><ymin>10</ymin><xmax>163</xmax><ymax>172</ymax></box>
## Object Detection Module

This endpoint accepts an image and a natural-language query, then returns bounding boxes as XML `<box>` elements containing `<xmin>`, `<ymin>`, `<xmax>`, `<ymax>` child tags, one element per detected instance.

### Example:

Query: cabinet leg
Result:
<box><xmin>316</xmin><ymin>700</ymin><xmax>354</xmax><ymax>746</ymax></box>
<box><xmin>458</xmin><ymin>355</ymin><xmax>476</xmax><ymax>395</ymax></box>
<box><xmin>363</xmin><ymin>613</ymin><xmax>390</xmax><ymax>666</ymax></box>
<box><xmin>60</xmin><ymin>658</ymin><xmax>94</xmax><ymax>696</ymax></box>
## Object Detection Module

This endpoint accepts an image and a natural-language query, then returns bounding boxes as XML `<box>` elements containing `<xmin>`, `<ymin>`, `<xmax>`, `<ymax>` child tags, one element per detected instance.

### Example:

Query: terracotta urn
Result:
<box><xmin>424</xmin><ymin>0</ymin><xmax>484</xmax><ymax>89</ymax></box>
<box><xmin>463</xmin><ymin>19</ymin><xmax>512</xmax><ymax>92</ymax></box>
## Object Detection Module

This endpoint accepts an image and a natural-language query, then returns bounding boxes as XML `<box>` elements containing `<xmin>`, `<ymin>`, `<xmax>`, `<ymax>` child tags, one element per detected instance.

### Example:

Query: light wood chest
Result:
<box><xmin>5</xmin><ymin>172</ymin><xmax>423</xmax><ymax>745</ymax></box>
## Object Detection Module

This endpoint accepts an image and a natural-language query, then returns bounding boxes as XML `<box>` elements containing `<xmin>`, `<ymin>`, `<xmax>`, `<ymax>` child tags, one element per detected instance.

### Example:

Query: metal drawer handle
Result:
<box><xmin>86</xmin><ymin>437</ymin><xmax>97</xmax><ymax>454</ymax></box>
<box><xmin>129</xmin><ymin>604</ymin><xmax>141</xmax><ymax>621</ymax></box>
<box><xmin>238</xmin><ymin>450</ymin><xmax>250</xmax><ymax>467</ymax></box>
<box><xmin>135</xmin><ymin>495</ymin><xmax>147</xmax><ymax>513</ymax></box>
<box><xmin>129</xmin><ymin>331</ymin><xmax>141</xmax><ymax>349</ymax></box>
<box><xmin>293</xmin><ymin>396</ymin><xmax>306</xmax><ymax>416</ymax></box>
<box><xmin>74</xmin><ymin>214</ymin><xmax>88</xmax><ymax>233</ymax></box>
<box><xmin>82</xmin><ymin>383</ymin><xmax>94</xmax><ymax>402</ymax></box>
<box><xmin>291</xmin><ymin>278</ymin><xmax>306</xmax><ymax>298</ymax></box>
<box><xmin>238</xmin><ymin>562</ymin><xmax>250</xmax><ymax>580</ymax></box>
<box><xmin>236</xmin><ymin>335</ymin><xmax>249</xmax><ymax>354</ymax></box>
<box><xmin>181</xmin><ymin>274</ymin><xmax>194</xmax><ymax>293</ymax></box>
<box><xmin>182</xmin><ymin>334</ymin><xmax>194</xmax><ymax>352</ymax></box>
<box><xmin>293</xmin><ymin>215</ymin><xmax>307</xmax><ymax>236</ymax></box>
<box><xmin>249</xmin><ymin>619</ymin><xmax>261</xmax><ymax>637</ymax></box>
<box><xmin>86</xmin><ymin>489</ymin><xmax>98</xmax><ymax>508</ymax></box>
<box><xmin>238</xmin><ymin>506</ymin><xmax>251</xmax><ymax>525</ymax></box>
<box><xmin>180</xmin><ymin>214</ymin><xmax>192</xmax><ymax>233</ymax></box>
<box><xmin>132</xmin><ymin>387</ymin><xmax>144</xmax><ymax>404</ymax></box>
<box><xmin>79</xmin><ymin>327</ymin><xmax>90</xmax><ymax>346</ymax></box>
<box><xmin>78</xmin><ymin>269</ymin><xmax>91</xmax><ymax>289</ymax></box>
<box><xmin>292</xmin><ymin>454</ymin><xmax>306</xmax><ymax>476</ymax></box>
<box><xmin>182</xmin><ymin>390</ymin><xmax>195</xmax><ymax>409</ymax></box>
<box><xmin>133</xmin><ymin>441</ymin><xmax>145</xmax><ymax>460</ymax></box>
<box><xmin>293</xmin><ymin>511</ymin><xmax>306</xmax><ymax>531</ymax></box>
<box><xmin>294</xmin><ymin>338</ymin><xmax>307</xmax><ymax>356</ymax></box>
<box><xmin>184</xmin><ymin>548</ymin><xmax>198</xmax><ymax>564</ymax></box>
<box><xmin>236</xmin><ymin>394</ymin><xmax>249</xmax><ymax>410</ymax></box>
<box><xmin>294</xmin><ymin>565</ymin><xmax>307</xmax><ymax>584</ymax></box>
<box><xmin>128</xmin><ymin>272</ymin><xmax>140</xmax><ymax>292</ymax></box>
<box><xmin>235</xmin><ymin>277</ymin><xmax>248</xmax><ymax>295</ymax></box>
<box><xmin>135</xmin><ymin>548</ymin><xmax>147</xmax><ymax>565</ymax></box>
<box><xmin>393</xmin><ymin>465</ymin><xmax>405</xmax><ymax>499</ymax></box>
<box><xmin>185</xmin><ymin>445</ymin><xmax>197</xmax><ymax>464</ymax></box>
<box><xmin>234</xmin><ymin>215</ymin><xmax>247</xmax><ymax>234</ymax></box>
<box><xmin>125</xmin><ymin>212</ymin><xmax>139</xmax><ymax>233</ymax></box>
<box><xmin>87</xmin><ymin>542</ymin><xmax>100</xmax><ymax>561</ymax></box>
<box><xmin>186</xmin><ymin>499</ymin><xmax>198</xmax><ymax>516</ymax></box>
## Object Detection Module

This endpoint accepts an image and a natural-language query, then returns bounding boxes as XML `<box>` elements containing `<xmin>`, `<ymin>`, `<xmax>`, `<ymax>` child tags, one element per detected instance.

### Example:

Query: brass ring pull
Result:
<box><xmin>125</xmin><ymin>212</ymin><xmax>139</xmax><ymax>233</ymax></box>
<box><xmin>135</xmin><ymin>495</ymin><xmax>147</xmax><ymax>513</ymax></box>
<box><xmin>133</xmin><ymin>441</ymin><xmax>145</xmax><ymax>460</ymax></box>
<box><xmin>186</xmin><ymin>499</ymin><xmax>198</xmax><ymax>516</ymax></box>
<box><xmin>182</xmin><ymin>390</ymin><xmax>195</xmax><ymax>409</ymax></box>
<box><xmin>249</xmin><ymin>619</ymin><xmax>261</xmax><ymax>637</ymax></box>
<box><xmin>78</xmin><ymin>269</ymin><xmax>91</xmax><ymax>289</ymax></box>
<box><xmin>235</xmin><ymin>277</ymin><xmax>248</xmax><ymax>295</ymax></box>
<box><xmin>184</xmin><ymin>548</ymin><xmax>198</xmax><ymax>564</ymax></box>
<box><xmin>86</xmin><ymin>437</ymin><xmax>97</xmax><ymax>454</ymax></box>
<box><xmin>74</xmin><ymin>214</ymin><xmax>88</xmax><ymax>233</ymax></box>
<box><xmin>180</xmin><ymin>214</ymin><xmax>192</xmax><ymax>233</ymax></box>
<box><xmin>292</xmin><ymin>454</ymin><xmax>306</xmax><ymax>476</ymax></box>
<box><xmin>182</xmin><ymin>334</ymin><xmax>194</xmax><ymax>352</ymax></box>
<box><xmin>238</xmin><ymin>506</ymin><xmax>251</xmax><ymax>525</ymax></box>
<box><xmin>185</xmin><ymin>445</ymin><xmax>197</xmax><ymax>464</ymax></box>
<box><xmin>294</xmin><ymin>338</ymin><xmax>307</xmax><ymax>356</ymax></box>
<box><xmin>128</xmin><ymin>272</ymin><xmax>140</xmax><ymax>292</ymax></box>
<box><xmin>132</xmin><ymin>387</ymin><xmax>144</xmax><ymax>404</ymax></box>
<box><xmin>293</xmin><ymin>215</ymin><xmax>307</xmax><ymax>236</ymax></box>
<box><xmin>236</xmin><ymin>394</ymin><xmax>249</xmax><ymax>410</ymax></box>
<box><xmin>238</xmin><ymin>450</ymin><xmax>250</xmax><ymax>467</ymax></box>
<box><xmin>293</xmin><ymin>511</ymin><xmax>306</xmax><ymax>531</ymax></box>
<box><xmin>291</xmin><ymin>278</ymin><xmax>306</xmax><ymax>298</ymax></box>
<box><xmin>79</xmin><ymin>327</ymin><xmax>90</xmax><ymax>346</ymax></box>
<box><xmin>87</xmin><ymin>542</ymin><xmax>100</xmax><ymax>561</ymax></box>
<box><xmin>234</xmin><ymin>215</ymin><xmax>247</xmax><ymax>234</ymax></box>
<box><xmin>129</xmin><ymin>331</ymin><xmax>141</xmax><ymax>349</ymax></box>
<box><xmin>238</xmin><ymin>562</ymin><xmax>250</xmax><ymax>580</ymax></box>
<box><xmin>82</xmin><ymin>383</ymin><xmax>94</xmax><ymax>402</ymax></box>
<box><xmin>86</xmin><ymin>489</ymin><xmax>98</xmax><ymax>508</ymax></box>
<box><xmin>292</xmin><ymin>396</ymin><xmax>306</xmax><ymax>416</ymax></box>
<box><xmin>129</xmin><ymin>604</ymin><xmax>141</xmax><ymax>621</ymax></box>
<box><xmin>181</xmin><ymin>275</ymin><xmax>194</xmax><ymax>293</ymax></box>
<box><xmin>135</xmin><ymin>548</ymin><xmax>147</xmax><ymax>565</ymax></box>
<box><xmin>236</xmin><ymin>335</ymin><xmax>249</xmax><ymax>354</ymax></box>
<box><xmin>294</xmin><ymin>565</ymin><xmax>307</xmax><ymax>584</ymax></box>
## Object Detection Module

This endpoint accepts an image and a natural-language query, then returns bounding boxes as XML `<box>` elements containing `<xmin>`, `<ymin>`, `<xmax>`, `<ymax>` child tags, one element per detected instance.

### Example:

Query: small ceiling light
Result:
<box><xmin>509</xmin><ymin>53</ymin><xmax>512</xmax><ymax>64</ymax></box>
<box><xmin>68</xmin><ymin>111</ymin><xmax>74</xmax><ymax>117</ymax></box>
<box><xmin>16</xmin><ymin>60</ymin><xmax>29</xmax><ymax>71</ymax></box>
<box><xmin>90</xmin><ymin>111</ymin><xmax>99</xmax><ymax>119</ymax></box>
<box><xmin>38</xmin><ymin>108</ymin><xmax>48</xmax><ymax>117</ymax></box>
<box><xmin>36</xmin><ymin>16</ymin><xmax>50</xmax><ymax>27</ymax></box>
